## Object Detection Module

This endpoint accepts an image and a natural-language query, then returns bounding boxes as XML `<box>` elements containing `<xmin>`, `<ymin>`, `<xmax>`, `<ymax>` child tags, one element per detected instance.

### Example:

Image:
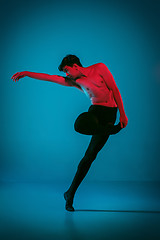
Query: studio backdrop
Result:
<box><xmin>0</xmin><ymin>0</ymin><xmax>160</xmax><ymax>183</ymax></box>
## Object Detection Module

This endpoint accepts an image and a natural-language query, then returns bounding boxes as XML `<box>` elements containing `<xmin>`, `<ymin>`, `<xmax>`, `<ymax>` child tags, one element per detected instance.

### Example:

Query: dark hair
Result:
<box><xmin>58</xmin><ymin>54</ymin><xmax>83</xmax><ymax>71</ymax></box>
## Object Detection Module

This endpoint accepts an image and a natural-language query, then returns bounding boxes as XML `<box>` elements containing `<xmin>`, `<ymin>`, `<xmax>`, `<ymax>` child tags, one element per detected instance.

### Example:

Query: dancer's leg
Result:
<box><xmin>64</xmin><ymin>132</ymin><xmax>110</xmax><ymax>211</ymax></box>
<box><xmin>74</xmin><ymin>112</ymin><xmax>122</xmax><ymax>135</ymax></box>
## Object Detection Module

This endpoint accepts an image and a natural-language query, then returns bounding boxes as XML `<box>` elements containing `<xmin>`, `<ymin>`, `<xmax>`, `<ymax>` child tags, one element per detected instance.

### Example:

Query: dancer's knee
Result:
<box><xmin>85</xmin><ymin>150</ymin><xmax>97</xmax><ymax>161</ymax></box>
<box><xmin>74</xmin><ymin>112</ymin><xmax>98</xmax><ymax>135</ymax></box>
<box><xmin>78</xmin><ymin>152</ymin><xmax>97</xmax><ymax>170</ymax></box>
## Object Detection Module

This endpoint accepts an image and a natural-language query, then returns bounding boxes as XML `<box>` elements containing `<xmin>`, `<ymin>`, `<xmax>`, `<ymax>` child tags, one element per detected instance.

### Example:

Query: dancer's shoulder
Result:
<box><xmin>89</xmin><ymin>62</ymin><xmax>107</xmax><ymax>70</ymax></box>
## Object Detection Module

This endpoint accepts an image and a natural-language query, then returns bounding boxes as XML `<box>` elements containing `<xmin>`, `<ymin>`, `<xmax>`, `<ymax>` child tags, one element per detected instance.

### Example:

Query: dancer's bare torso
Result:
<box><xmin>67</xmin><ymin>64</ymin><xmax>117</xmax><ymax>108</ymax></box>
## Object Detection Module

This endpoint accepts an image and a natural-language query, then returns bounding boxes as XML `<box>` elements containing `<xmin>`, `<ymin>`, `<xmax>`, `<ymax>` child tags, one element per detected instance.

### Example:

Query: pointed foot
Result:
<box><xmin>108</xmin><ymin>122</ymin><xmax>122</xmax><ymax>135</ymax></box>
<box><xmin>64</xmin><ymin>191</ymin><xmax>75</xmax><ymax>212</ymax></box>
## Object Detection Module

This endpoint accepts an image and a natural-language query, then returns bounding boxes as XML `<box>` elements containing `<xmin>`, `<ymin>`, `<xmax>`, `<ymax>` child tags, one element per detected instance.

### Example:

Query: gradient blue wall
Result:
<box><xmin>1</xmin><ymin>0</ymin><xmax>160</xmax><ymax>182</ymax></box>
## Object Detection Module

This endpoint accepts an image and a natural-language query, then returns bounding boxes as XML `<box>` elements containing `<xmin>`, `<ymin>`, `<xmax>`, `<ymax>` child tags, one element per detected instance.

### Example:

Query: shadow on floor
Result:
<box><xmin>75</xmin><ymin>209</ymin><xmax>160</xmax><ymax>214</ymax></box>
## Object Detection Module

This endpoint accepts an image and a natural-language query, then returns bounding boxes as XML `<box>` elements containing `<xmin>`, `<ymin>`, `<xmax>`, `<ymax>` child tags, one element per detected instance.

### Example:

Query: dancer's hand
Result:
<box><xmin>120</xmin><ymin>114</ymin><xmax>128</xmax><ymax>128</ymax></box>
<box><xmin>11</xmin><ymin>71</ymin><xmax>26</xmax><ymax>82</ymax></box>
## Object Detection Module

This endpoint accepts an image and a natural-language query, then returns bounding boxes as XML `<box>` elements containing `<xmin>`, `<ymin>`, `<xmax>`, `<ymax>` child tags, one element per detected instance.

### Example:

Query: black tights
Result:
<box><xmin>65</xmin><ymin>105</ymin><xmax>122</xmax><ymax>204</ymax></box>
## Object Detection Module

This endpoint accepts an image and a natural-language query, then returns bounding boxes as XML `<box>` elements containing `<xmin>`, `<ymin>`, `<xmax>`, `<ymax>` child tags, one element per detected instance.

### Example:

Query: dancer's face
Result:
<box><xmin>63</xmin><ymin>64</ymin><xmax>82</xmax><ymax>79</ymax></box>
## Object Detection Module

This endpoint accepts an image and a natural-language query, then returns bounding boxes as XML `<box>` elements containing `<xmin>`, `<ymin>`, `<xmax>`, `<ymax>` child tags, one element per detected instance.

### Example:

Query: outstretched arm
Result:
<box><xmin>11</xmin><ymin>71</ymin><xmax>76</xmax><ymax>87</ymax></box>
<box><xmin>98</xmin><ymin>63</ymin><xmax>128</xmax><ymax>128</ymax></box>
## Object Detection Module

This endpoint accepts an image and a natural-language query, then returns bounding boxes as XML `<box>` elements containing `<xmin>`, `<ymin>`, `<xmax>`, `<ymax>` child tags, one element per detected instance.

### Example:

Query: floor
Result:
<box><xmin>0</xmin><ymin>180</ymin><xmax>160</xmax><ymax>240</ymax></box>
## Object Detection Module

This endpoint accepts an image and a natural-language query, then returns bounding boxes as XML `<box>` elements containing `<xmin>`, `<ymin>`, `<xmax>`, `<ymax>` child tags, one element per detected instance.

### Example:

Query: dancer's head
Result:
<box><xmin>58</xmin><ymin>54</ymin><xmax>83</xmax><ymax>71</ymax></box>
<box><xmin>58</xmin><ymin>54</ymin><xmax>83</xmax><ymax>79</ymax></box>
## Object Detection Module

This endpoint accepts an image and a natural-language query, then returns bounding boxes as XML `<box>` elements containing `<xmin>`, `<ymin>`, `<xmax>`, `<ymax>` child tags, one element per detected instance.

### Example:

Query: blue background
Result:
<box><xmin>1</xmin><ymin>0</ymin><xmax>160</xmax><ymax>183</ymax></box>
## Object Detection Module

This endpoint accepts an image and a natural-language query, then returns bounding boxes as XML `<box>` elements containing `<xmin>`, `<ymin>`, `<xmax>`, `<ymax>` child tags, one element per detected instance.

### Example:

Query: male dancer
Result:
<box><xmin>11</xmin><ymin>54</ymin><xmax>128</xmax><ymax>211</ymax></box>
